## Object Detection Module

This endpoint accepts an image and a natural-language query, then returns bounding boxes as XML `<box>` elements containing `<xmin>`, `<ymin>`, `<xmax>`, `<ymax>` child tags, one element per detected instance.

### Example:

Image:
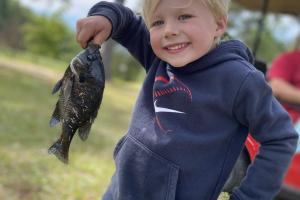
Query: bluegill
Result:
<box><xmin>48</xmin><ymin>43</ymin><xmax>105</xmax><ymax>164</ymax></box>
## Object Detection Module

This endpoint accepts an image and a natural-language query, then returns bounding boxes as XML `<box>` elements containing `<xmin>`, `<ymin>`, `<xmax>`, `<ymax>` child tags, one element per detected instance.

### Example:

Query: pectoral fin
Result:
<box><xmin>49</xmin><ymin>102</ymin><xmax>61</xmax><ymax>127</ymax></box>
<box><xmin>78</xmin><ymin>122</ymin><xmax>92</xmax><ymax>141</ymax></box>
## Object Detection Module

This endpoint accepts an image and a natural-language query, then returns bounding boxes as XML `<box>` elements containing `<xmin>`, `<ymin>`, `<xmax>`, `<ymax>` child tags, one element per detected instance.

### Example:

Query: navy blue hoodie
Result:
<box><xmin>88</xmin><ymin>2</ymin><xmax>298</xmax><ymax>200</ymax></box>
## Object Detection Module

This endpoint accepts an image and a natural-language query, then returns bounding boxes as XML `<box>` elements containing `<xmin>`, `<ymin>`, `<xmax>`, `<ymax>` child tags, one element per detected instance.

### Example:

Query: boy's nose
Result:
<box><xmin>164</xmin><ymin>23</ymin><xmax>179</xmax><ymax>38</ymax></box>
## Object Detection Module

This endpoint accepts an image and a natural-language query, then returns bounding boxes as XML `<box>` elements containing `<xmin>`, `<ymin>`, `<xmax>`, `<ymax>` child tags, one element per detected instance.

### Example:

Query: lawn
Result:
<box><xmin>0</xmin><ymin>65</ymin><xmax>140</xmax><ymax>200</ymax></box>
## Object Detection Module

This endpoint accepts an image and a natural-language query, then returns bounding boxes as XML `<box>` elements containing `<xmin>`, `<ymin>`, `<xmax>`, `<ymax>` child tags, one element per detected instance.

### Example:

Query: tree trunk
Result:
<box><xmin>101</xmin><ymin>40</ymin><xmax>114</xmax><ymax>80</ymax></box>
<box><xmin>102</xmin><ymin>0</ymin><xmax>125</xmax><ymax>80</ymax></box>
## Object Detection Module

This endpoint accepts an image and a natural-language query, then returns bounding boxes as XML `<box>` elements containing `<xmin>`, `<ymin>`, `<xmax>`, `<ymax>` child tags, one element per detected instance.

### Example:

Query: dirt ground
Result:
<box><xmin>0</xmin><ymin>58</ymin><xmax>60</xmax><ymax>82</ymax></box>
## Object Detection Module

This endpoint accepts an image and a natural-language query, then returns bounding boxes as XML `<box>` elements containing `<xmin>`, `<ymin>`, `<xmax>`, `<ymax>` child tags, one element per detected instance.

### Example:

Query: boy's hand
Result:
<box><xmin>76</xmin><ymin>16</ymin><xmax>112</xmax><ymax>48</ymax></box>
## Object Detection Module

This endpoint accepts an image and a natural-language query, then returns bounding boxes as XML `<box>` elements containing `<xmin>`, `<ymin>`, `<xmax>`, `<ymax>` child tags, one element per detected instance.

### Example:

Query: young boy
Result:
<box><xmin>76</xmin><ymin>0</ymin><xmax>298</xmax><ymax>199</ymax></box>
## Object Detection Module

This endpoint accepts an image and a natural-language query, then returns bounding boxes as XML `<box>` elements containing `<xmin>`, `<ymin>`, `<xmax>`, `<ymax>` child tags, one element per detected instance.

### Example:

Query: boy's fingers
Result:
<box><xmin>75</xmin><ymin>16</ymin><xmax>112</xmax><ymax>48</ymax></box>
<box><xmin>76</xmin><ymin>20</ymin><xmax>86</xmax><ymax>48</ymax></box>
<box><xmin>76</xmin><ymin>19</ymin><xmax>95</xmax><ymax>48</ymax></box>
<box><xmin>77</xmin><ymin>28</ymin><xmax>93</xmax><ymax>48</ymax></box>
<box><xmin>93</xmin><ymin>30</ymin><xmax>109</xmax><ymax>46</ymax></box>
<box><xmin>76</xmin><ymin>19</ymin><xmax>82</xmax><ymax>35</ymax></box>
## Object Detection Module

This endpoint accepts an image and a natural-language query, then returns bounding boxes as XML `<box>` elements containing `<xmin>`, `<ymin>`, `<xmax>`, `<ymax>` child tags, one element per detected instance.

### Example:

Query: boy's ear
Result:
<box><xmin>215</xmin><ymin>17</ymin><xmax>227</xmax><ymax>37</ymax></box>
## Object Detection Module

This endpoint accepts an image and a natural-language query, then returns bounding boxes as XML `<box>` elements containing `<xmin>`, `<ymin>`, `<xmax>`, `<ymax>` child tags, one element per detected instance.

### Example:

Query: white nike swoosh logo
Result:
<box><xmin>154</xmin><ymin>100</ymin><xmax>185</xmax><ymax>114</ymax></box>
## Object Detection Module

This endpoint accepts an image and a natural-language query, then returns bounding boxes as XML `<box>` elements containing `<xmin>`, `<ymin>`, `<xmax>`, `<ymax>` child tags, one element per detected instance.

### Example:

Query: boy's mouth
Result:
<box><xmin>164</xmin><ymin>42</ymin><xmax>190</xmax><ymax>53</ymax></box>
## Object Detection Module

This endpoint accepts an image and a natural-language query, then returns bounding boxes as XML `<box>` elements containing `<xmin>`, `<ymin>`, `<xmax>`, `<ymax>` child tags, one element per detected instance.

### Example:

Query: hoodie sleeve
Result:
<box><xmin>88</xmin><ymin>1</ymin><xmax>155</xmax><ymax>71</ymax></box>
<box><xmin>231</xmin><ymin>70</ymin><xmax>298</xmax><ymax>200</ymax></box>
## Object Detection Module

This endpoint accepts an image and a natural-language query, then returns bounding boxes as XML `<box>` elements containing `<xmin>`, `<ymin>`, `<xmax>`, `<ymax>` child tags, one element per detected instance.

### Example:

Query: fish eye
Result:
<box><xmin>87</xmin><ymin>54</ymin><xmax>97</xmax><ymax>61</ymax></box>
<box><xmin>79</xmin><ymin>74</ymin><xmax>86</xmax><ymax>83</ymax></box>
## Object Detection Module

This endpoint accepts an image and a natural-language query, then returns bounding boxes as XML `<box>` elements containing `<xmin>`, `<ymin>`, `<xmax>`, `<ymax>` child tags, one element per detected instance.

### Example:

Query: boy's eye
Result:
<box><xmin>151</xmin><ymin>20</ymin><xmax>164</xmax><ymax>27</ymax></box>
<box><xmin>178</xmin><ymin>14</ymin><xmax>192</xmax><ymax>21</ymax></box>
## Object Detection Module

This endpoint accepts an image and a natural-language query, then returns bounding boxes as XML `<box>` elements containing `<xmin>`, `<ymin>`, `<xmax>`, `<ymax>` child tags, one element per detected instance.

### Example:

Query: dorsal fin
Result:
<box><xmin>52</xmin><ymin>79</ymin><xmax>63</xmax><ymax>94</ymax></box>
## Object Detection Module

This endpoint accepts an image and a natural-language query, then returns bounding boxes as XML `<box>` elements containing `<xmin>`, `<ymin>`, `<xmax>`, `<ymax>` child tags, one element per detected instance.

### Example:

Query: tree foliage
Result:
<box><xmin>0</xmin><ymin>0</ymin><xmax>80</xmax><ymax>61</ymax></box>
<box><xmin>111</xmin><ymin>47</ymin><xmax>143</xmax><ymax>81</ymax></box>
<box><xmin>22</xmin><ymin>12</ymin><xmax>80</xmax><ymax>60</ymax></box>
<box><xmin>0</xmin><ymin>0</ymin><xmax>32</xmax><ymax>48</ymax></box>
<box><xmin>228</xmin><ymin>2</ymin><xmax>295</xmax><ymax>63</ymax></box>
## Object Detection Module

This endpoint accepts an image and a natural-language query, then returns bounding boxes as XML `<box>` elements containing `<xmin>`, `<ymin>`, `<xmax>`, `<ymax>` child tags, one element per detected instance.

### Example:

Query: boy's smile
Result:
<box><xmin>163</xmin><ymin>42</ymin><xmax>190</xmax><ymax>54</ymax></box>
<box><xmin>149</xmin><ymin>0</ymin><xmax>227</xmax><ymax>67</ymax></box>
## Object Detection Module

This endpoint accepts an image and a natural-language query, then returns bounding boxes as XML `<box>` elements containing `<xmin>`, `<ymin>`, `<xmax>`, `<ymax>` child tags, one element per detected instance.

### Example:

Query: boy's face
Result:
<box><xmin>149</xmin><ymin>0</ymin><xmax>227</xmax><ymax>67</ymax></box>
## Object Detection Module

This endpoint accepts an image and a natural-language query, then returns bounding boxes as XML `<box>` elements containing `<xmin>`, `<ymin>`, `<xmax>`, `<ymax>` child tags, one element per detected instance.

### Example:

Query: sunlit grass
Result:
<box><xmin>0</xmin><ymin>67</ymin><xmax>140</xmax><ymax>199</ymax></box>
<box><xmin>0</xmin><ymin>47</ymin><xmax>68</xmax><ymax>72</ymax></box>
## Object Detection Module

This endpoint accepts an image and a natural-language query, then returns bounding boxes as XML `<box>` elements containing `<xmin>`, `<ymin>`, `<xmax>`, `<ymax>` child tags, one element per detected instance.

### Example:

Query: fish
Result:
<box><xmin>48</xmin><ymin>43</ymin><xmax>105</xmax><ymax>164</ymax></box>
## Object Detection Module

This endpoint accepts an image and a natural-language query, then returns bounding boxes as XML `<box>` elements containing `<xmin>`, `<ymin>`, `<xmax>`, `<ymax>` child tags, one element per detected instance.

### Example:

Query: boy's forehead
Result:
<box><xmin>158</xmin><ymin>0</ymin><xmax>194</xmax><ymax>8</ymax></box>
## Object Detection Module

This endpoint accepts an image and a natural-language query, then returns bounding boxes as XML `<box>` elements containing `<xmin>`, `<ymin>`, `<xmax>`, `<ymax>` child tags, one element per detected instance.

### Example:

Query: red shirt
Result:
<box><xmin>268</xmin><ymin>51</ymin><xmax>300</xmax><ymax>122</ymax></box>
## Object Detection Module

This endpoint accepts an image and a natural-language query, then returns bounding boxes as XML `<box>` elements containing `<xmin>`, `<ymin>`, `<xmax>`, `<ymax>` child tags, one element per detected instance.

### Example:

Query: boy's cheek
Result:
<box><xmin>149</xmin><ymin>31</ymin><xmax>158</xmax><ymax>45</ymax></box>
<box><xmin>150</xmin><ymin>34</ymin><xmax>162</xmax><ymax>55</ymax></box>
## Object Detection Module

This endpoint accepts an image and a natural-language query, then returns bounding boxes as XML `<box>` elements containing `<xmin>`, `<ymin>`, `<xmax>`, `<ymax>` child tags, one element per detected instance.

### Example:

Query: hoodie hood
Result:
<box><xmin>169</xmin><ymin>40</ymin><xmax>254</xmax><ymax>74</ymax></box>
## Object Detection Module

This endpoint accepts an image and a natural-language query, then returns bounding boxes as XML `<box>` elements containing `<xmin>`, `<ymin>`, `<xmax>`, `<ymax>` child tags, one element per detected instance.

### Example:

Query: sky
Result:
<box><xmin>19</xmin><ymin>0</ymin><xmax>299</xmax><ymax>42</ymax></box>
<box><xmin>19</xmin><ymin>0</ymin><xmax>140</xmax><ymax>30</ymax></box>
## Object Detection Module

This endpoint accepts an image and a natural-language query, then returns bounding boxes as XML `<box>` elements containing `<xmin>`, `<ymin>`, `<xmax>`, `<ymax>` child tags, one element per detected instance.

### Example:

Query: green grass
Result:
<box><xmin>0</xmin><ymin>47</ymin><xmax>69</xmax><ymax>72</ymax></box>
<box><xmin>0</xmin><ymin>66</ymin><xmax>140</xmax><ymax>200</ymax></box>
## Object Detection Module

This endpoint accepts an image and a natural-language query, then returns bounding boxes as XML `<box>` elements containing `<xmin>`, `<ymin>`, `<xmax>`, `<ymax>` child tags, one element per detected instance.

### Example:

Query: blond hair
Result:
<box><xmin>142</xmin><ymin>0</ymin><xmax>231</xmax><ymax>29</ymax></box>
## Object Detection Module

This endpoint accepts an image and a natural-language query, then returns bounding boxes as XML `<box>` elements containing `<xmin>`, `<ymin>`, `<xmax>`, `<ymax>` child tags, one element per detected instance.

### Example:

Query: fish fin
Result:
<box><xmin>49</xmin><ymin>117</ymin><xmax>60</xmax><ymax>127</ymax></box>
<box><xmin>63</xmin><ymin>79</ymin><xmax>73</xmax><ymax>101</ymax></box>
<box><xmin>48</xmin><ymin>141</ymin><xmax>68</xmax><ymax>164</ymax></box>
<box><xmin>52</xmin><ymin>79</ymin><xmax>63</xmax><ymax>94</ymax></box>
<box><xmin>49</xmin><ymin>102</ymin><xmax>61</xmax><ymax>127</ymax></box>
<box><xmin>78</xmin><ymin>122</ymin><xmax>92</xmax><ymax>141</ymax></box>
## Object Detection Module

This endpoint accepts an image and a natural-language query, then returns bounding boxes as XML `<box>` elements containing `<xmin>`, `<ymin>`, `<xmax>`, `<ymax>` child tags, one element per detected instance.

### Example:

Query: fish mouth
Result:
<box><xmin>70</xmin><ymin>57</ymin><xmax>84</xmax><ymax>77</ymax></box>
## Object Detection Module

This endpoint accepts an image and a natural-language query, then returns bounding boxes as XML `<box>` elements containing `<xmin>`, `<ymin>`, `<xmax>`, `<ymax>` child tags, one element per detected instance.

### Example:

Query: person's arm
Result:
<box><xmin>77</xmin><ymin>1</ymin><xmax>155</xmax><ymax>70</ymax></box>
<box><xmin>269</xmin><ymin>78</ymin><xmax>300</xmax><ymax>105</ymax></box>
<box><xmin>231</xmin><ymin>70</ymin><xmax>298</xmax><ymax>200</ymax></box>
<box><xmin>267</xmin><ymin>52</ymin><xmax>300</xmax><ymax>104</ymax></box>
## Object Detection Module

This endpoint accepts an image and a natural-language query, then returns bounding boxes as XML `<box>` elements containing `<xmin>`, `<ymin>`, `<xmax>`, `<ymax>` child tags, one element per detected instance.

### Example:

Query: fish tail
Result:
<box><xmin>48</xmin><ymin>138</ymin><xmax>70</xmax><ymax>164</ymax></box>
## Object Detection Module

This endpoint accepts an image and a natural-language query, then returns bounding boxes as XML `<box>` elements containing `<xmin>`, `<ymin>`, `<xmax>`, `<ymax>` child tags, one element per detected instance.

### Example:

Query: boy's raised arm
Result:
<box><xmin>77</xmin><ymin>1</ymin><xmax>155</xmax><ymax>70</ymax></box>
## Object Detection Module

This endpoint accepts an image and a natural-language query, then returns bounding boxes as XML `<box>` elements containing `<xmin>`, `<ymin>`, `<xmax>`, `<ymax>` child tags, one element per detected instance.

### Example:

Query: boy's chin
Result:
<box><xmin>170</xmin><ymin>64</ymin><xmax>186</xmax><ymax>68</ymax></box>
<box><xmin>167</xmin><ymin>59</ymin><xmax>195</xmax><ymax>68</ymax></box>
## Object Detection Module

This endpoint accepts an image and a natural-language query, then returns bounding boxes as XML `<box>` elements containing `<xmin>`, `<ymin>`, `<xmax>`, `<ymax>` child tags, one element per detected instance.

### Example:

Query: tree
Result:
<box><xmin>112</xmin><ymin>46</ymin><xmax>143</xmax><ymax>81</ymax></box>
<box><xmin>228</xmin><ymin>2</ymin><xmax>291</xmax><ymax>63</ymax></box>
<box><xmin>22</xmin><ymin>13</ymin><xmax>80</xmax><ymax>60</ymax></box>
<box><xmin>102</xmin><ymin>0</ymin><xmax>126</xmax><ymax>80</ymax></box>
<box><xmin>0</xmin><ymin>0</ymin><xmax>32</xmax><ymax>49</ymax></box>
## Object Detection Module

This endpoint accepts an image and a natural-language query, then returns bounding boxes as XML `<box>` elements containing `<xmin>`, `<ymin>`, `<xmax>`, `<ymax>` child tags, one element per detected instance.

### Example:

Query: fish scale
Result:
<box><xmin>48</xmin><ymin>43</ymin><xmax>105</xmax><ymax>164</ymax></box>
